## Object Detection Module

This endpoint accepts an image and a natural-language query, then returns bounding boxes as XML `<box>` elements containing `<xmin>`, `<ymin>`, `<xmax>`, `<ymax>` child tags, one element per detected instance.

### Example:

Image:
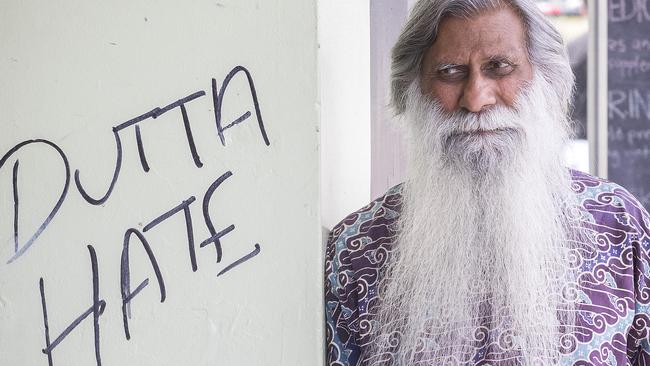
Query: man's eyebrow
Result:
<box><xmin>430</xmin><ymin>53</ymin><xmax>519</xmax><ymax>67</ymax></box>
<box><xmin>485</xmin><ymin>53</ymin><xmax>520</xmax><ymax>64</ymax></box>
<box><xmin>428</xmin><ymin>62</ymin><xmax>465</xmax><ymax>71</ymax></box>
<box><xmin>422</xmin><ymin>63</ymin><xmax>465</xmax><ymax>78</ymax></box>
<box><xmin>435</xmin><ymin>62</ymin><xmax>462</xmax><ymax>69</ymax></box>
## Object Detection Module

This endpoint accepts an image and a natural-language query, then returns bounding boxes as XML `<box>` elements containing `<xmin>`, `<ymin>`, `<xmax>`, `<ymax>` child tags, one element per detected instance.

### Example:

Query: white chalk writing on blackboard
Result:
<box><xmin>608</xmin><ymin>0</ymin><xmax>650</xmax><ymax>212</ymax></box>
<box><xmin>608</xmin><ymin>38</ymin><xmax>650</xmax><ymax>53</ymax></box>
<box><xmin>609</xmin><ymin>88</ymin><xmax>650</xmax><ymax>120</ymax></box>
<box><xmin>609</xmin><ymin>56</ymin><xmax>650</xmax><ymax>78</ymax></box>
<box><xmin>609</xmin><ymin>0</ymin><xmax>650</xmax><ymax>23</ymax></box>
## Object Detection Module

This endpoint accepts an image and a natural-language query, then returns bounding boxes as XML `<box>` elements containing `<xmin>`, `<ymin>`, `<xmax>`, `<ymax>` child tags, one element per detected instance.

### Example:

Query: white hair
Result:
<box><xmin>366</xmin><ymin>72</ymin><xmax>583</xmax><ymax>365</ymax></box>
<box><xmin>390</xmin><ymin>0</ymin><xmax>574</xmax><ymax>118</ymax></box>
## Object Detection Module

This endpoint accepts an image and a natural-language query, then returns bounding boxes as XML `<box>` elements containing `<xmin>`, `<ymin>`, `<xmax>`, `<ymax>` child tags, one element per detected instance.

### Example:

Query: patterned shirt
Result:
<box><xmin>325</xmin><ymin>170</ymin><xmax>650</xmax><ymax>365</ymax></box>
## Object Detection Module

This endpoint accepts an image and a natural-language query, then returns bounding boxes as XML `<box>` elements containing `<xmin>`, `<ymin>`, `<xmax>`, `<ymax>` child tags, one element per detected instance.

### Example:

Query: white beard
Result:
<box><xmin>367</xmin><ymin>73</ymin><xmax>582</xmax><ymax>365</ymax></box>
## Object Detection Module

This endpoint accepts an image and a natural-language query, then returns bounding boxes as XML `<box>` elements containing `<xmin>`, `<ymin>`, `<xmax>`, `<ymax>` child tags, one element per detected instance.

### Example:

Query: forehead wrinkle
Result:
<box><xmin>433</xmin><ymin>7</ymin><xmax>527</xmax><ymax>47</ymax></box>
<box><xmin>429</xmin><ymin>19</ymin><xmax>527</xmax><ymax>65</ymax></box>
<box><xmin>431</xmin><ymin>46</ymin><xmax>524</xmax><ymax>67</ymax></box>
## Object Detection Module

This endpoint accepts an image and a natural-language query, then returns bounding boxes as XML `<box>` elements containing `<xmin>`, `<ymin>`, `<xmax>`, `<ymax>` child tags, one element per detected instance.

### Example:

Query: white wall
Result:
<box><xmin>319</xmin><ymin>0</ymin><xmax>372</xmax><ymax>230</ymax></box>
<box><xmin>0</xmin><ymin>1</ymin><xmax>322</xmax><ymax>365</ymax></box>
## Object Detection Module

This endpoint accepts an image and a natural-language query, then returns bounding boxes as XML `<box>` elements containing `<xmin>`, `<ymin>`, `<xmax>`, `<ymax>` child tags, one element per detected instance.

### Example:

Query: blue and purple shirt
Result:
<box><xmin>325</xmin><ymin>171</ymin><xmax>650</xmax><ymax>365</ymax></box>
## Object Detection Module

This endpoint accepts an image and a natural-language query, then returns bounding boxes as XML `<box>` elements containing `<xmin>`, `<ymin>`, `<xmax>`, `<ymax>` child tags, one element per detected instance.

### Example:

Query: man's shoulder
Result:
<box><xmin>325</xmin><ymin>187</ymin><xmax>403</xmax><ymax>366</ymax></box>
<box><xmin>327</xmin><ymin>184</ymin><xmax>403</xmax><ymax>249</ymax></box>
<box><xmin>570</xmin><ymin>169</ymin><xmax>621</xmax><ymax>192</ymax></box>
<box><xmin>570</xmin><ymin>169</ymin><xmax>650</xmax><ymax>232</ymax></box>
<box><xmin>325</xmin><ymin>184</ymin><xmax>403</xmax><ymax>285</ymax></box>
<box><xmin>324</xmin><ymin>184</ymin><xmax>403</xmax><ymax>335</ymax></box>
<box><xmin>571</xmin><ymin>169</ymin><xmax>644</xmax><ymax>207</ymax></box>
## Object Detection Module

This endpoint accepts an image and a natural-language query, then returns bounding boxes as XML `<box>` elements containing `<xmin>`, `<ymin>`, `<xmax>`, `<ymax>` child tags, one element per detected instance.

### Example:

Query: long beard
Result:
<box><xmin>367</xmin><ymin>74</ymin><xmax>581</xmax><ymax>365</ymax></box>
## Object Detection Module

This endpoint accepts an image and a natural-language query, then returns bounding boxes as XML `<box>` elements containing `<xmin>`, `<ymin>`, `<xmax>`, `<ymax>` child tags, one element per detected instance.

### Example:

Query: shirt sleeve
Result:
<box><xmin>624</xmin><ymin>191</ymin><xmax>650</xmax><ymax>364</ymax></box>
<box><xmin>325</xmin><ymin>228</ymin><xmax>361</xmax><ymax>366</ymax></box>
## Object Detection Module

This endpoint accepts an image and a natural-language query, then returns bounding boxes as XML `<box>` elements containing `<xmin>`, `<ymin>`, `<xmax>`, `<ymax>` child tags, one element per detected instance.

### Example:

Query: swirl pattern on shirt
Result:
<box><xmin>325</xmin><ymin>170</ymin><xmax>650</xmax><ymax>365</ymax></box>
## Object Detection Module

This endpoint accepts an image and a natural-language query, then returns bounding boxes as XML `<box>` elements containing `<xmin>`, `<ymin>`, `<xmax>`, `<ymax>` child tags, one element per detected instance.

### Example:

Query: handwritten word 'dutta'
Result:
<box><xmin>1</xmin><ymin>65</ymin><xmax>268</xmax><ymax>264</ymax></box>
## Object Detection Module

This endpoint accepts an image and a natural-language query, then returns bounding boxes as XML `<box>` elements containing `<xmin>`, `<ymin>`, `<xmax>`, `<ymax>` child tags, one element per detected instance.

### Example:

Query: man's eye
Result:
<box><xmin>485</xmin><ymin>60</ymin><xmax>515</xmax><ymax>76</ymax></box>
<box><xmin>437</xmin><ymin>65</ymin><xmax>466</xmax><ymax>81</ymax></box>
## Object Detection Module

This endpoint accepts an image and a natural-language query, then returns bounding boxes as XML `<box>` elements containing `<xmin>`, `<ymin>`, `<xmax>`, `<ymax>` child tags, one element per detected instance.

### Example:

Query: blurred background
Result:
<box><xmin>540</xmin><ymin>0</ymin><xmax>590</xmax><ymax>173</ymax></box>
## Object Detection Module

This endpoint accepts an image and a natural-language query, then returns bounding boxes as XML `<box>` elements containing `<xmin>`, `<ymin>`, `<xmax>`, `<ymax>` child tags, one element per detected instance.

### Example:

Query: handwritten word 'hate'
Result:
<box><xmin>38</xmin><ymin>171</ymin><xmax>262</xmax><ymax>366</ymax></box>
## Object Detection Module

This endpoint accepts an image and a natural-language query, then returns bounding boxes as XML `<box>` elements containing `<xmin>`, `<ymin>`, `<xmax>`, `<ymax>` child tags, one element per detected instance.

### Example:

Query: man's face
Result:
<box><xmin>420</xmin><ymin>6</ymin><xmax>533</xmax><ymax>113</ymax></box>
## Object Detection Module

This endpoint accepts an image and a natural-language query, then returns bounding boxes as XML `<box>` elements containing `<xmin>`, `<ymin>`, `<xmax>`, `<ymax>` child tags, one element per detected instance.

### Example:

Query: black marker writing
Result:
<box><xmin>217</xmin><ymin>243</ymin><xmax>261</xmax><ymax>277</ymax></box>
<box><xmin>143</xmin><ymin>196</ymin><xmax>198</xmax><ymax>272</ymax></box>
<box><xmin>201</xmin><ymin>171</ymin><xmax>234</xmax><ymax>263</ymax></box>
<box><xmin>75</xmin><ymin>90</ymin><xmax>206</xmax><ymax>205</ymax></box>
<box><xmin>12</xmin><ymin>160</ymin><xmax>19</xmax><ymax>253</ymax></box>
<box><xmin>74</xmin><ymin>130</ymin><xmax>123</xmax><ymax>205</ymax></box>
<box><xmin>0</xmin><ymin>139</ymin><xmax>71</xmax><ymax>264</ymax></box>
<box><xmin>2</xmin><ymin>65</ymin><xmax>270</xmax><ymax>363</ymax></box>
<box><xmin>213</xmin><ymin>65</ymin><xmax>270</xmax><ymax>146</ymax></box>
<box><xmin>40</xmin><ymin>245</ymin><xmax>106</xmax><ymax>366</ymax></box>
<box><xmin>120</xmin><ymin>228</ymin><xmax>165</xmax><ymax>340</ymax></box>
<box><xmin>180</xmin><ymin>104</ymin><xmax>204</xmax><ymax>168</ymax></box>
<box><xmin>3</xmin><ymin>67</ymin><xmax>270</xmax><ymax>262</ymax></box>
<box><xmin>32</xmin><ymin>169</ymin><xmax>263</xmax><ymax>363</ymax></box>
<box><xmin>39</xmin><ymin>278</ymin><xmax>52</xmax><ymax>366</ymax></box>
<box><xmin>135</xmin><ymin>125</ymin><xmax>150</xmax><ymax>172</ymax></box>
<box><xmin>113</xmin><ymin>91</ymin><xmax>206</xmax><ymax>132</ymax></box>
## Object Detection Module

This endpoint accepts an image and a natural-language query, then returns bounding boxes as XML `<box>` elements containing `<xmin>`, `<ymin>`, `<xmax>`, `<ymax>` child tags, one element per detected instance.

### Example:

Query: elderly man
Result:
<box><xmin>324</xmin><ymin>0</ymin><xmax>650</xmax><ymax>365</ymax></box>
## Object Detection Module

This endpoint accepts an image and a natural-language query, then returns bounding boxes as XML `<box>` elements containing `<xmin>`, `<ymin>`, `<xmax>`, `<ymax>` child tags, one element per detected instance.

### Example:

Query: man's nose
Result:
<box><xmin>458</xmin><ymin>73</ymin><xmax>497</xmax><ymax>113</ymax></box>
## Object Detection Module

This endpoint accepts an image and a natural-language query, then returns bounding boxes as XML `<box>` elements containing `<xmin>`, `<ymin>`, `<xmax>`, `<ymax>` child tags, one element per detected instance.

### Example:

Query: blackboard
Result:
<box><xmin>608</xmin><ymin>0</ymin><xmax>650</xmax><ymax>208</ymax></box>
